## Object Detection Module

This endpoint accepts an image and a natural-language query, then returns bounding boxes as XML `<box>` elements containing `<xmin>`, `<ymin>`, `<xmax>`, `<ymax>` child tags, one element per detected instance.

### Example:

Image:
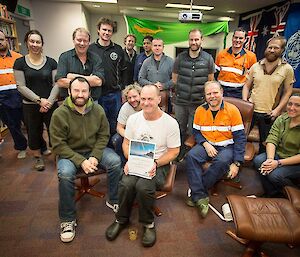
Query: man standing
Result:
<box><xmin>0</xmin><ymin>30</ymin><xmax>27</xmax><ymax>158</ymax></box>
<box><xmin>172</xmin><ymin>29</ymin><xmax>215</xmax><ymax>143</ymax></box>
<box><xmin>106</xmin><ymin>84</ymin><xmax>180</xmax><ymax>247</ymax></box>
<box><xmin>215</xmin><ymin>27</ymin><xmax>257</xmax><ymax>98</ymax></box>
<box><xmin>89</xmin><ymin>17</ymin><xmax>124</xmax><ymax>136</ymax></box>
<box><xmin>243</xmin><ymin>36</ymin><xmax>294</xmax><ymax>153</ymax></box>
<box><xmin>55</xmin><ymin>27</ymin><xmax>104</xmax><ymax>101</ymax></box>
<box><xmin>121</xmin><ymin>34</ymin><xmax>137</xmax><ymax>87</ymax></box>
<box><xmin>138</xmin><ymin>38</ymin><xmax>174</xmax><ymax>112</ymax></box>
<box><xmin>186</xmin><ymin>81</ymin><xmax>246</xmax><ymax>218</ymax></box>
<box><xmin>50</xmin><ymin>77</ymin><xmax>122</xmax><ymax>243</ymax></box>
<box><xmin>133</xmin><ymin>35</ymin><xmax>153</xmax><ymax>82</ymax></box>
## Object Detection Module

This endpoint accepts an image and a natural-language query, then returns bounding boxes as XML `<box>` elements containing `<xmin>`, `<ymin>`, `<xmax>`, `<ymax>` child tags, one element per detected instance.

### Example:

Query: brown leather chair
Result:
<box><xmin>226</xmin><ymin>186</ymin><xmax>300</xmax><ymax>257</ymax></box>
<box><xmin>153</xmin><ymin>163</ymin><xmax>177</xmax><ymax>216</ymax></box>
<box><xmin>75</xmin><ymin>164</ymin><xmax>106</xmax><ymax>202</ymax></box>
<box><xmin>184</xmin><ymin>97</ymin><xmax>255</xmax><ymax>195</ymax></box>
<box><xmin>159</xmin><ymin>90</ymin><xmax>169</xmax><ymax>112</ymax></box>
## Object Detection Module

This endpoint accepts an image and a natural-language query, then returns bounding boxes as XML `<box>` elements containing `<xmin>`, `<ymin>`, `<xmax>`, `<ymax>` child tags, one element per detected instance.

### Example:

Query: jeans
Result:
<box><xmin>222</xmin><ymin>86</ymin><xmax>242</xmax><ymax>99</ymax></box>
<box><xmin>253</xmin><ymin>152</ymin><xmax>300</xmax><ymax>197</ymax></box>
<box><xmin>116</xmin><ymin>165</ymin><xmax>169</xmax><ymax>225</ymax></box>
<box><xmin>111</xmin><ymin>133</ymin><xmax>126</xmax><ymax>166</ymax></box>
<box><xmin>57</xmin><ymin>148</ymin><xmax>122</xmax><ymax>222</ymax></box>
<box><xmin>0</xmin><ymin>106</ymin><xmax>27</xmax><ymax>151</ymax></box>
<box><xmin>186</xmin><ymin>144</ymin><xmax>234</xmax><ymax>201</ymax></box>
<box><xmin>174</xmin><ymin>104</ymin><xmax>198</xmax><ymax>143</ymax></box>
<box><xmin>98</xmin><ymin>91</ymin><xmax>122</xmax><ymax>136</ymax></box>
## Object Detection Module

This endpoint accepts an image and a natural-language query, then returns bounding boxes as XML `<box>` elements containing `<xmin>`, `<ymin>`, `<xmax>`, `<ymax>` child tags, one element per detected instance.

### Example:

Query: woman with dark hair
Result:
<box><xmin>13</xmin><ymin>30</ymin><xmax>59</xmax><ymax>171</ymax></box>
<box><xmin>254</xmin><ymin>93</ymin><xmax>300</xmax><ymax>197</ymax></box>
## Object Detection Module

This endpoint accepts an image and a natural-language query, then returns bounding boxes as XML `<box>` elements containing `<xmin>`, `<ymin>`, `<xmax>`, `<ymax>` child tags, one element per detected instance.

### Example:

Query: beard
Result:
<box><xmin>265</xmin><ymin>51</ymin><xmax>281</xmax><ymax>62</ymax></box>
<box><xmin>70</xmin><ymin>95</ymin><xmax>89</xmax><ymax>107</ymax></box>
<box><xmin>190</xmin><ymin>44</ymin><xmax>200</xmax><ymax>52</ymax></box>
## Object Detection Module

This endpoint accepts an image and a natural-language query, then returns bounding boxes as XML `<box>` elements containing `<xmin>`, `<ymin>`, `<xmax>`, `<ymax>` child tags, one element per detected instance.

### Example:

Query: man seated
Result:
<box><xmin>112</xmin><ymin>83</ymin><xmax>142</xmax><ymax>165</ymax></box>
<box><xmin>50</xmin><ymin>77</ymin><xmax>122</xmax><ymax>243</ymax></box>
<box><xmin>185</xmin><ymin>81</ymin><xmax>246</xmax><ymax>218</ymax></box>
<box><xmin>105</xmin><ymin>84</ymin><xmax>180</xmax><ymax>247</ymax></box>
<box><xmin>254</xmin><ymin>93</ymin><xmax>300</xmax><ymax>197</ymax></box>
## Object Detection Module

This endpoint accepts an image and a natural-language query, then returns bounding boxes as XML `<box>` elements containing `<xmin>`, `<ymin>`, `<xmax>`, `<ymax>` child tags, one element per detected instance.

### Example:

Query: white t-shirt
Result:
<box><xmin>117</xmin><ymin>102</ymin><xmax>139</xmax><ymax>125</ymax></box>
<box><xmin>125</xmin><ymin>111</ymin><xmax>181</xmax><ymax>159</ymax></box>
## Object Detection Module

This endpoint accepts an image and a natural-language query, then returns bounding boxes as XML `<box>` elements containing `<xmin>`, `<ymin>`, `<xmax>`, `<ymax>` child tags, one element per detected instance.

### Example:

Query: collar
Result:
<box><xmin>64</xmin><ymin>96</ymin><xmax>93</xmax><ymax>114</ymax></box>
<box><xmin>203</xmin><ymin>100</ymin><xmax>225</xmax><ymax>110</ymax></box>
<box><xmin>0</xmin><ymin>49</ymin><xmax>12</xmax><ymax>58</ymax></box>
<box><xmin>227</xmin><ymin>47</ymin><xmax>246</xmax><ymax>56</ymax></box>
<box><xmin>96</xmin><ymin>39</ymin><xmax>114</xmax><ymax>49</ymax></box>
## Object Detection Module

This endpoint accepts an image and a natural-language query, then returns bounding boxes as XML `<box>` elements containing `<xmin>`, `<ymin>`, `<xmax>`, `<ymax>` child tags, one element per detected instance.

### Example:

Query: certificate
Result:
<box><xmin>128</xmin><ymin>139</ymin><xmax>156</xmax><ymax>179</ymax></box>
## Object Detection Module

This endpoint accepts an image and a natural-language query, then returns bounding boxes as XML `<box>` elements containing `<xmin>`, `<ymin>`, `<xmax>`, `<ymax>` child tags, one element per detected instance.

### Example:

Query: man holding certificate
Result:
<box><xmin>106</xmin><ymin>84</ymin><xmax>180</xmax><ymax>247</ymax></box>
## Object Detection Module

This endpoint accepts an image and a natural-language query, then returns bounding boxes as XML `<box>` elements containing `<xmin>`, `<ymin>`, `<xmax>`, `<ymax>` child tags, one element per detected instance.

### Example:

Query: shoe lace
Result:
<box><xmin>61</xmin><ymin>221</ymin><xmax>74</xmax><ymax>232</ymax></box>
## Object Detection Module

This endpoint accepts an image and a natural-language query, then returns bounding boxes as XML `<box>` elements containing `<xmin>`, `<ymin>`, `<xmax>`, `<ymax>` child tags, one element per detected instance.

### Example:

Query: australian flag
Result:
<box><xmin>239</xmin><ymin>1</ymin><xmax>299</xmax><ymax>88</ymax></box>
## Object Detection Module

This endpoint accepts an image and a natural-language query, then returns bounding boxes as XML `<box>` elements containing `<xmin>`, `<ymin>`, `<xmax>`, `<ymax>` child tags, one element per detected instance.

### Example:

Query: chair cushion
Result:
<box><xmin>227</xmin><ymin>195</ymin><xmax>300</xmax><ymax>244</ymax></box>
<box><xmin>285</xmin><ymin>186</ymin><xmax>300</xmax><ymax>213</ymax></box>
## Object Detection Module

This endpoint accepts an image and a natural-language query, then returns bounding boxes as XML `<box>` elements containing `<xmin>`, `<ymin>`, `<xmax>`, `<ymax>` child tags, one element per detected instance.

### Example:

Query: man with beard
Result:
<box><xmin>0</xmin><ymin>30</ymin><xmax>27</xmax><ymax>159</ymax></box>
<box><xmin>172</xmin><ymin>29</ymin><xmax>215</xmax><ymax>159</ymax></box>
<box><xmin>185</xmin><ymin>81</ymin><xmax>246</xmax><ymax>218</ymax></box>
<box><xmin>243</xmin><ymin>36</ymin><xmax>295</xmax><ymax>153</ymax></box>
<box><xmin>112</xmin><ymin>83</ymin><xmax>142</xmax><ymax>165</ymax></box>
<box><xmin>215</xmin><ymin>27</ymin><xmax>257</xmax><ymax>98</ymax></box>
<box><xmin>56</xmin><ymin>27</ymin><xmax>104</xmax><ymax>101</ymax></box>
<box><xmin>121</xmin><ymin>34</ymin><xmax>137</xmax><ymax>87</ymax></box>
<box><xmin>50</xmin><ymin>77</ymin><xmax>122</xmax><ymax>243</ymax></box>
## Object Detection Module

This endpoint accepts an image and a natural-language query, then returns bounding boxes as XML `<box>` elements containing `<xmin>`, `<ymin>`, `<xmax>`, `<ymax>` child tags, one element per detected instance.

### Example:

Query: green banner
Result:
<box><xmin>125</xmin><ymin>16</ymin><xmax>229</xmax><ymax>48</ymax></box>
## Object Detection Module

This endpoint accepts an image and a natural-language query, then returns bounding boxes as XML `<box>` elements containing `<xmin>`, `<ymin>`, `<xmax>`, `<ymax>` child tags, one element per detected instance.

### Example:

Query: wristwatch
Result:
<box><xmin>234</xmin><ymin>161</ymin><xmax>241</xmax><ymax>167</ymax></box>
<box><xmin>277</xmin><ymin>160</ymin><xmax>282</xmax><ymax>167</ymax></box>
<box><xmin>154</xmin><ymin>159</ymin><xmax>159</xmax><ymax>168</ymax></box>
<box><xmin>36</xmin><ymin>97</ymin><xmax>41</xmax><ymax>104</ymax></box>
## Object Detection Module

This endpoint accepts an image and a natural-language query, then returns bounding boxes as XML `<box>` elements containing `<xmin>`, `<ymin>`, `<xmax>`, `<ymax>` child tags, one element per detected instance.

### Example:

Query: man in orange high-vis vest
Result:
<box><xmin>185</xmin><ymin>81</ymin><xmax>246</xmax><ymax>219</ymax></box>
<box><xmin>215</xmin><ymin>27</ymin><xmax>257</xmax><ymax>99</ymax></box>
<box><xmin>0</xmin><ymin>30</ymin><xmax>27</xmax><ymax>158</ymax></box>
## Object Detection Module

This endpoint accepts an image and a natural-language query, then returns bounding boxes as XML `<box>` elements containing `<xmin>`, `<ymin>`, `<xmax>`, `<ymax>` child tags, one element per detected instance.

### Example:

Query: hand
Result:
<box><xmin>268</xmin><ymin>108</ymin><xmax>281</xmax><ymax>121</ymax></box>
<box><xmin>124</xmin><ymin>162</ymin><xmax>129</xmax><ymax>175</ymax></box>
<box><xmin>88</xmin><ymin>156</ymin><xmax>98</xmax><ymax>167</ymax></box>
<box><xmin>154</xmin><ymin>82</ymin><xmax>163</xmax><ymax>90</ymax></box>
<box><xmin>260</xmin><ymin>159</ymin><xmax>278</xmax><ymax>174</ymax></box>
<box><xmin>227</xmin><ymin>163</ymin><xmax>239</xmax><ymax>179</ymax></box>
<box><xmin>40</xmin><ymin>98</ymin><xmax>52</xmax><ymax>110</ymax></box>
<box><xmin>81</xmin><ymin>159</ymin><xmax>98</xmax><ymax>174</ymax></box>
<box><xmin>67</xmin><ymin>73</ymin><xmax>76</xmax><ymax>80</ymax></box>
<box><xmin>148</xmin><ymin>162</ymin><xmax>157</xmax><ymax>178</ymax></box>
<box><xmin>203</xmin><ymin>142</ymin><xmax>218</xmax><ymax>158</ymax></box>
<box><xmin>39</xmin><ymin>106</ymin><xmax>49</xmax><ymax>113</ymax></box>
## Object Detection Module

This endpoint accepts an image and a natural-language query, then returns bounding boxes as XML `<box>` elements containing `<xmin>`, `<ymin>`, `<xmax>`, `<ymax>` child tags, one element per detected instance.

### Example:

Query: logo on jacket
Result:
<box><xmin>110</xmin><ymin>52</ymin><xmax>118</xmax><ymax>61</ymax></box>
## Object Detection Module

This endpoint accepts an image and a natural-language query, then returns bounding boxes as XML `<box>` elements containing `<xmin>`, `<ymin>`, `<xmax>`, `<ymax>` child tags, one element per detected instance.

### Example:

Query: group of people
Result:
<box><xmin>0</xmin><ymin>16</ymin><xmax>299</xmax><ymax>248</ymax></box>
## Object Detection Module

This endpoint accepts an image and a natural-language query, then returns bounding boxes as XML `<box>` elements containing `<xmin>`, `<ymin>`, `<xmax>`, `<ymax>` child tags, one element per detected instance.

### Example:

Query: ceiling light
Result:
<box><xmin>165</xmin><ymin>3</ymin><xmax>214</xmax><ymax>11</ymax></box>
<box><xmin>227</xmin><ymin>10</ymin><xmax>236</xmax><ymax>13</ymax></box>
<box><xmin>217</xmin><ymin>16</ymin><xmax>234</xmax><ymax>21</ymax></box>
<box><xmin>136</xmin><ymin>7</ymin><xmax>144</xmax><ymax>11</ymax></box>
<box><xmin>92</xmin><ymin>4</ymin><xmax>102</xmax><ymax>8</ymax></box>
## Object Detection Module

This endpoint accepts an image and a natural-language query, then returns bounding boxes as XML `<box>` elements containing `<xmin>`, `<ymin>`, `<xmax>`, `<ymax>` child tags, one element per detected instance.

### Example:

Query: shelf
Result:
<box><xmin>0</xmin><ymin>16</ymin><xmax>15</xmax><ymax>24</ymax></box>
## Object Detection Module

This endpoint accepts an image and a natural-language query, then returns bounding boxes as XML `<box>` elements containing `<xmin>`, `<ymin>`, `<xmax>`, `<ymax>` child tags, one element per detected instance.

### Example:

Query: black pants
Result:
<box><xmin>251</xmin><ymin>112</ymin><xmax>273</xmax><ymax>154</ymax></box>
<box><xmin>23</xmin><ymin>103</ymin><xmax>58</xmax><ymax>150</ymax></box>
<box><xmin>116</xmin><ymin>164</ymin><xmax>169</xmax><ymax>225</ymax></box>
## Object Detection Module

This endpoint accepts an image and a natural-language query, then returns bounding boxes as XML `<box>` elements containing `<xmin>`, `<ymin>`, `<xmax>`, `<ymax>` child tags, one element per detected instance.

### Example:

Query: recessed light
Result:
<box><xmin>92</xmin><ymin>4</ymin><xmax>101</xmax><ymax>8</ymax></box>
<box><xmin>136</xmin><ymin>7</ymin><xmax>144</xmax><ymax>11</ymax></box>
<box><xmin>165</xmin><ymin>3</ymin><xmax>214</xmax><ymax>11</ymax></box>
<box><xmin>227</xmin><ymin>10</ymin><xmax>236</xmax><ymax>13</ymax></box>
<box><xmin>84</xmin><ymin>0</ymin><xmax>117</xmax><ymax>4</ymax></box>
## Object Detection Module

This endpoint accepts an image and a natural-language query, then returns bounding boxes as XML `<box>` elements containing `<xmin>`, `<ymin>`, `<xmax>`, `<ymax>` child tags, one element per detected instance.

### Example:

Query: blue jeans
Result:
<box><xmin>186</xmin><ymin>144</ymin><xmax>234</xmax><ymax>201</ymax></box>
<box><xmin>57</xmin><ymin>148</ymin><xmax>122</xmax><ymax>222</ymax></box>
<box><xmin>253</xmin><ymin>153</ymin><xmax>300</xmax><ymax>197</ymax></box>
<box><xmin>0</xmin><ymin>90</ymin><xmax>27</xmax><ymax>151</ymax></box>
<box><xmin>111</xmin><ymin>133</ymin><xmax>126</xmax><ymax>166</ymax></box>
<box><xmin>98</xmin><ymin>91</ymin><xmax>121</xmax><ymax>136</ymax></box>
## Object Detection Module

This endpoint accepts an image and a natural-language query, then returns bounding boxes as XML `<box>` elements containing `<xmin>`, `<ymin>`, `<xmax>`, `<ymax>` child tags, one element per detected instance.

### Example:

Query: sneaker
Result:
<box><xmin>106</xmin><ymin>200</ymin><xmax>119</xmax><ymax>213</ymax></box>
<box><xmin>185</xmin><ymin>196</ymin><xmax>195</xmax><ymax>207</ymax></box>
<box><xmin>60</xmin><ymin>220</ymin><xmax>77</xmax><ymax>243</ymax></box>
<box><xmin>42</xmin><ymin>149</ymin><xmax>52</xmax><ymax>156</ymax></box>
<box><xmin>34</xmin><ymin>157</ymin><xmax>45</xmax><ymax>171</ymax></box>
<box><xmin>195</xmin><ymin>197</ymin><xmax>209</xmax><ymax>218</ymax></box>
<box><xmin>17</xmin><ymin>150</ymin><xmax>26</xmax><ymax>159</ymax></box>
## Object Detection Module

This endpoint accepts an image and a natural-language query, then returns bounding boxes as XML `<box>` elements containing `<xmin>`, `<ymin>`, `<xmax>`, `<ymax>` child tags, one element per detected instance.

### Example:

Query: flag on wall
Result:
<box><xmin>239</xmin><ymin>1</ymin><xmax>290</xmax><ymax>60</ymax></box>
<box><xmin>125</xmin><ymin>16</ymin><xmax>229</xmax><ymax>47</ymax></box>
<box><xmin>284</xmin><ymin>3</ymin><xmax>300</xmax><ymax>88</ymax></box>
